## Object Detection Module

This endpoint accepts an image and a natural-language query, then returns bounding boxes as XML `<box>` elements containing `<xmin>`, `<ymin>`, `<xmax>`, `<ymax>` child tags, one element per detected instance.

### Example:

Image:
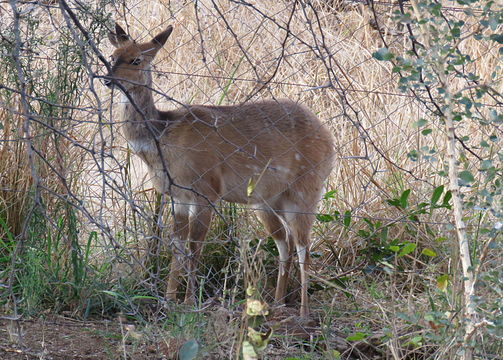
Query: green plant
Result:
<box><xmin>372</xmin><ymin>0</ymin><xmax>502</xmax><ymax>358</ymax></box>
<box><xmin>0</xmin><ymin>0</ymin><xmax>115</xmax><ymax>317</ymax></box>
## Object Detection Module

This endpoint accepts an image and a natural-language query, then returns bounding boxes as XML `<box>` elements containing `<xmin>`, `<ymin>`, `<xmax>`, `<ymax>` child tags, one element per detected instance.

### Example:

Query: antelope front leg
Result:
<box><xmin>184</xmin><ymin>206</ymin><xmax>213</xmax><ymax>304</ymax></box>
<box><xmin>274</xmin><ymin>238</ymin><xmax>294</xmax><ymax>305</ymax></box>
<box><xmin>166</xmin><ymin>204</ymin><xmax>190</xmax><ymax>301</ymax></box>
<box><xmin>296</xmin><ymin>244</ymin><xmax>310</xmax><ymax>317</ymax></box>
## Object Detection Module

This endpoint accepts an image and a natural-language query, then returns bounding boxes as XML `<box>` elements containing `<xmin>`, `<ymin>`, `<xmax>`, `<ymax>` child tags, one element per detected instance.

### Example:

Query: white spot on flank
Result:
<box><xmin>295</xmin><ymin>153</ymin><xmax>301</xmax><ymax>161</ymax></box>
<box><xmin>275</xmin><ymin>166</ymin><xmax>291</xmax><ymax>174</ymax></box>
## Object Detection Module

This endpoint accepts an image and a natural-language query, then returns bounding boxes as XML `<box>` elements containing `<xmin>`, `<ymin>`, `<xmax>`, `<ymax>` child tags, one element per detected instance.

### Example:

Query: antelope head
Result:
<box><xmin>104</xmin><ymin>23</ymin><xmax>173</xmax><ymax>91</ymax></box>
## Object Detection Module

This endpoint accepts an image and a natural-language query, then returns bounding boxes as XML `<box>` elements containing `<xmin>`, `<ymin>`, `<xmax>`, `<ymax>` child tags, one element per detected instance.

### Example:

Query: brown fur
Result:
<box><xmin>105</xmin><ymin>23</ymin><xmax>335</xmax><ymax>317</ymax></box>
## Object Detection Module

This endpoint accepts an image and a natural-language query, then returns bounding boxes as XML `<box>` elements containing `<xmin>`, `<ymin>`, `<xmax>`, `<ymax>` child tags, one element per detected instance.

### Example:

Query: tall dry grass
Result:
<box><xmin>0</xmin><ymin>0</ymin><xmax>498</xmax><ymax>295</ymax></box>
<box><xmin>0</xmin><ymin>0</ymin><xmax>501</xmax><ymax>357</ymax></box>
<box><xmin>0</xmin><ymin>104</ymin><xmax>31</xmax><ymax>239</ymax></box>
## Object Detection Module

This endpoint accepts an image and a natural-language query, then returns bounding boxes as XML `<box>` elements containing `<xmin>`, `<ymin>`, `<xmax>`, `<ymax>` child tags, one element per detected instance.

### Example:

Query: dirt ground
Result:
<box><xmin>0</xmin><ymin>307</ymin><xmax>379</xmax><ymax>359</ymax></box>
<box><xmin>0</xmin><ymin>316</ymin><xmax>171</xmax><ymax>360</ymax></box>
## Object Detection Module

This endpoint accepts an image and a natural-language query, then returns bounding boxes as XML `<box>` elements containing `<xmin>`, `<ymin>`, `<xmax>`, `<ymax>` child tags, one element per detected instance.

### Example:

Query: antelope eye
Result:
<box><xmin>130</xmin><ymin>58</ymin><xmax>142</xmax><ymax>65</ymax></box>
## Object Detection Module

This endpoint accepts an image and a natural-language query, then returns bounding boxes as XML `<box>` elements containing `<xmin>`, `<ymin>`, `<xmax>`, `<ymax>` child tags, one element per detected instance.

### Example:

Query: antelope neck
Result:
<box><xmin>120</xmin><ymin>80</ymin><xmax>167</xmax><ymax>141</ymax></box>
<box><xmin>122</xmin><ymin>83</ymin><xmax>157</xmax><ymax>121</ymax></box>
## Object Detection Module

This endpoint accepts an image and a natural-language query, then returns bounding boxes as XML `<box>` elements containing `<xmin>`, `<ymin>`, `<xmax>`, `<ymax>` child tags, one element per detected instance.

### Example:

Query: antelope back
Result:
<box><xmin>152</xmin><ymin>100</ymin><xmax>335</xmax><ymax>208</ymax></box>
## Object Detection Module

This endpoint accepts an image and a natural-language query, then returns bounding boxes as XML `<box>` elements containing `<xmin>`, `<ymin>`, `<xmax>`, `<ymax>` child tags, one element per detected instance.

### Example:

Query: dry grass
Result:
<box><xmin>0</xmin><ymin>105</ymin><xmax>31</xmax><ymax>238</ymax></box>
<box><xmin>0</xmin><ymin>0</ymin><xmax>501</xmax><ymax>358</ymax></box>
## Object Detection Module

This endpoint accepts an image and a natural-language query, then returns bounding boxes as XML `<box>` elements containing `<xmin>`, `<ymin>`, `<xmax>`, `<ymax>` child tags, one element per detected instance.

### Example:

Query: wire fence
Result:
<box><xmin>0</xmin><ymin>0</ymin><xmax>501</xmax><ymax>334</ymax></box>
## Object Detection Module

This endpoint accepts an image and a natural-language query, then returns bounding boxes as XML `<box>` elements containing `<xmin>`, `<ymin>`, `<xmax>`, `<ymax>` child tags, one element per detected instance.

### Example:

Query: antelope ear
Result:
<box><xmin>142</xmin><ymin>25</ymin><xmax>173</xmax><ymax>57</ymax></box>
<box><xmin>109</xmin><ymin>23</ymin><xmax>130</xmax><ymax>47</ymax></box>
<box><xmin>108</xmin><ymin>31</ymin><xmax>119</xmax><ymax>47</ymax></box>
<box><xmin>115</xmin><ymin>23</ymin><xmax>130</xmax><ymax>42</ymax></box>
<box><xmin>152</xmin><ymin>25</ymin><xmax>173</xmax><ymax>48</ymax></box>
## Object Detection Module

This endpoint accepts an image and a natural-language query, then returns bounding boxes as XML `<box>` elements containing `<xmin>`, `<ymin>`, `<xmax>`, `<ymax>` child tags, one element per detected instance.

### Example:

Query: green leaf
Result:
<box><xmin>0</xmin><ymin>216</ymin><xmax>14</xmax><ymax>243</ymax></box>
<box><xmin>431</xmin><ymin>185</ymin><xmax>444</xmax><ymax>205</ymax></box>
<box><xmin>358</xmin><ymin>230</ymin><xmax>369</xmax><ymax>238</ymax></box>
<box><xmin>179</xmin><ymin>339</ymin><xmax>199</xmax><ymax>360</ymax></box>
<box><xmin>242</xmin><ymin>341</ymin><xmax>258</xmax><ymax>360</ymax></box>
<box><xmin>460</xmin><ymin>96</ymin><xmax>473</xmax><ymax>111</ymax></box>
<box><xmin>413</xmin><ymin>118</ymin><xmax>427</xmax><ymax>128</ymax></box>
<box><xmin>102</xmin><ymin>290</ymin><xmax>121</xmax><ymax>298</ymax></box>
<box><xmin>343</xmin><ymin>211</ymin><xmax>351</xmax><ymax>227</ymax></box>
<box><xmin>363</xmin><ymin>218</ymin><xmax>375</xmax><ymax>231</ymax></box>
<box><xmin>247</xmin><ymin>327</ymin><xmax>272</xmax><ymax>352</ymax></box>
<box><xmin>380</xmin><ymin>260</ymin><xmax>395</xmax><ymax>270</ymax></box>
<box><xmin>421</xmin><ymin>248</ymin><xmax>437</xmax><ymax>257</ymax></box>
<box><xmin>407</xmin><ymin>149</ymin><xmax>419</xmax><ymax>161</ymax></box>
<box><xmin>488</xmin><ymin>109</ymin><xmax>503</xmax><ymax>123</ymax></box>
<box><xmin>323</xmin><ymin>189</ymin><xmax>336</xmax><ymax>200</ymax></box>
<box><xmin>399</xmin><ymin>189</ymin><xmax>411</xmax><ymax>209</ymax></box>
<box><xmin>398</xmin><ymin>242</ymin><xmax>417</xmax><ymax>257</ymax></box>
<box><xmin>387</xmin><ymin>199</ymin><xmax>401</xmax><ymax>207</ymax></box>
<box><xmin>421</xmin><ymin>128</ymin><xmax>432</xmax><ymax>136</ymax></box>
<box><xmin>459</xmin><ymin>170</ymin><xmax>475</xmax><ymax>184</ymax></box>
<box><xmin>436</xmin><ymin>274</ymin><xmax>449</xmax><ymax>291</ymax></box>
<box><xmin>408</xmin><ymin>214</ymin><xmax>419</xmax><ymax>222</ymax></box>
<box><xmin>317</xmin><ymin>214</ymin><xmax>334</xmax><ymax>223</ymax></box>
<box><xmin>380</xmin><ymin>227</ymin><xmax>388</xmax><ymax>242</ymax></box>
<box><xmin>389</xmin><ymin>245</ymin><xmax>400</xmax><ymax>252</ymax></box>
<box><xmin>346</xmin><ymin>332</ymin><xmax>367</xmax><ymax>341</ymax></box>
<box><xmin>490</xmin><ymin>33</ymin><xmax>503</xmax><ymax>44</ymax></box>
<box><xmin>411</xmin><ymin>335</ymin><xmax>423</xmax><ymax>344</ymax></box>
<box><xmin>372</xmin><ymin>48</ymin><xmax>394</xmax><ymax>61</ymax></box>
<box><xmin>324</xmin><ymin>350</ymin><xmax>341</xmax><ymax>359</ymax></box>
<box><xmin>451</xmin><ymin>27</ymin><xmax>461</xmax><ymax>38</ymax></box>
<box><xmin>131</xmin><ymin>295</ymin><xmax>158</xmax><ymax>301</ymax></box>
<box><xmin>480</xmin><ymin>160</ymin><xmax>493</xmax><ymax>170</ymax></box>
<box><xmin>443</xmin><ymin>191</ymin><xmax>452</xmax><ymax>206</ymax></box>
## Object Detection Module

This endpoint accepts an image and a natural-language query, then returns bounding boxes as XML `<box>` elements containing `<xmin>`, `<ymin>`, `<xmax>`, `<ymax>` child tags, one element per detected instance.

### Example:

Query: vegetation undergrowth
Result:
<box><xmin>0</xmin><ymin>0</ymin><xmax>501</xmax><ymax>359</ymax></box>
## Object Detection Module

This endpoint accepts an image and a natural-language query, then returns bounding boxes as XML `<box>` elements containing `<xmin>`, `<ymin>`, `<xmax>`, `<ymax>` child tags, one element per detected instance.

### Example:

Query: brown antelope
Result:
<box><xmin>104</xmin><ymin>23</ymin><xmax>335</xmax><ymax>317</ymax></box>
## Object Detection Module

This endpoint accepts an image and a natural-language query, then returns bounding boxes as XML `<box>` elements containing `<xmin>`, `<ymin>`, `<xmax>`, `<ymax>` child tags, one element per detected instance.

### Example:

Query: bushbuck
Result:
<box><xmin>104</xmin><ymin>23</ymin><xmax>335</xmax><ymax>317</ymax></box>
